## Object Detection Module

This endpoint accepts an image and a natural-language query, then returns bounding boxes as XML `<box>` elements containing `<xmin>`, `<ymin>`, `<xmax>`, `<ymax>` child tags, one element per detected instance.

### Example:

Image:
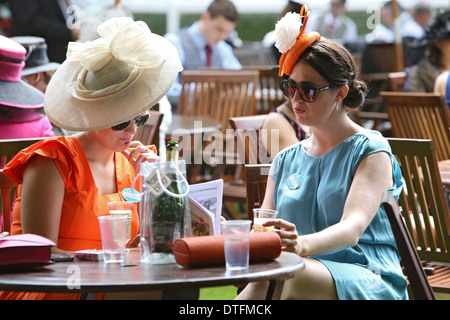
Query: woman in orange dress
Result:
<box><xmin>0</xmin><ymin>17</ymin><xmax>182</xmax><ymax>300</ymax></box>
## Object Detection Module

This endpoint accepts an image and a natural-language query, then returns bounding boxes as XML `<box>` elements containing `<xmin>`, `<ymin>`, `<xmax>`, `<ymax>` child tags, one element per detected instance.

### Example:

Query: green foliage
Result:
<box><xmin>133</xmin><ymin>11</ymin><xmax>378</xmax><ymax>42</ymax></box>
<box><xmin>199</xmin><ymin>285</ymin><xmax>238</xmax><ymax>300</ymax></box>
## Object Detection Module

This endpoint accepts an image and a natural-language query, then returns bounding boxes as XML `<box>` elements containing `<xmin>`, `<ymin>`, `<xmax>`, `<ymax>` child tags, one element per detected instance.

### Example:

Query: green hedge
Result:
<box><xmin>133</xmin><ymin>11</ymin><xmax>405</xmax><ymax>42</ymax></box>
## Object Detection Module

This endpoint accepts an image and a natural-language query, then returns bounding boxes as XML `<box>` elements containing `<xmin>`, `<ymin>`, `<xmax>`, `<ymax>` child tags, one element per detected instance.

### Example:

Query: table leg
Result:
<box><xmin>79</xmin><ymin>292</ymin><xmax>97</xmax><ymax>300</ymax></box>
<box><xmin>265</xmin><ymin>279</ymin><xmax>285</xmax><ymax>300</ymax></box>
<box><xmin>162</xmin><ymin>287</ymin><xmax>200</xmax><ymax>300</ymax></box>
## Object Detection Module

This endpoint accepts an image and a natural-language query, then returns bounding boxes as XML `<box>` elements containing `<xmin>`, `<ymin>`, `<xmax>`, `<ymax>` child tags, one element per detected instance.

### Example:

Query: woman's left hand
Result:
<box><xmin>264</xmin><ymin>218</ymin><xmax>301</xmax><ymax>255</ymax></box>
<box><xmin>122</xmin><ymin>141</ymin><xmax>159</xmax><ymax>172</ymax></box>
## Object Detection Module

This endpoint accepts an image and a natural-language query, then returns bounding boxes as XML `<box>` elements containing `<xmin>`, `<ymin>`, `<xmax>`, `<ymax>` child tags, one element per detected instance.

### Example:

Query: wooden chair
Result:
<box><xmin>132</xmin><ymin>110</ymin><xmax>164</xmax><ymax>147</ymax></box>
<box><xmin>0</xmin><ymin>137</ymin><xmax>44</xmax><ymax>168</ymax></box>
<box><xmin>381</xmin><ymin>191</ymin><xmax>435</xmax><ymax>300</ymax></box>
<box><xmin>352</xmin><ymin>72</ymin><xmax>405</xmax><ymax>137</ymax></box>
<box><xmin>382</xmin><ymin>92</ymin><xmax>450</xmax><ymax>161</ymax></box>
<box><xmin>361</xmin><ymin>43</ymin><xmax>409</xmax><ymax>74</ymax></box>
<box><xmin>221</xmin><ymin>115</ymin><xmax>268</xmax><ymax>219</ymax></box>
<box><xmin>388</xmin><ymin>71</ymin><xmax>407</xmax><ymax>92</ymax></box>
<box><xmin>0</xmin><ymin>169</ymin><xmax>17</xmax><ymax>233</ymax></box>
<box><xmin>229</xmin><ymin>114</ymin><xmax>268</xmax><ymax>166</ymax></box>
<box><xmin>388</xmin><ymin>138</ymin><xmax>450</xmax><ymax>294</ymax></box>
<box><xmin>253</xmin><ymin>66</ymin><xmax>285</xmax><ymax>115</ymax></box>
<box><xmin>232</xmin><ymin>46</ymin><xmax>277</xmax><ymax>68</ymax></box>
<box><xmin>178</xmin><ymin>69</ymin><xmax>259</xmax><ymax>184</ymax></box>
<box><xmin>178</xmin><ymin>69</ymin><xmax>258</xmax><ymax>133</ymax></box>
<box><xmin>244</xmin><ymin>164</ymin><xmax>271</xmax><ymax>222</ymax></box>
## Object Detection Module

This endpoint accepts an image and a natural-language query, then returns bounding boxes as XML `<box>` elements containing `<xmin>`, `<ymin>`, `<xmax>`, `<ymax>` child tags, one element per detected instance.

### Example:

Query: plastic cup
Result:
<box><xmin>98</xmin><ymin>215</ymin><xmax>128</xmax><ymax>264</ymax></box>
<box><xmin>252</xmin><ymin>209</ymin><xmax>278</xmax><ymax>232</ymax></box>
<box><xmin>108</xmin><ymin>201</ymin><xmax>132</xmax><ymax>242</ymax></box>
<box><xmin>221</xmin><ymin>220</ymin><xmax>252</xmax><ymax>271</ymax></box>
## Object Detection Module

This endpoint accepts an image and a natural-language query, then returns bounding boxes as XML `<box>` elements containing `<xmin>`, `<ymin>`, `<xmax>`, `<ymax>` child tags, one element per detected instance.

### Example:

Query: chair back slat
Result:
<box><xmin>388</xmin><ymin>72</ymin><xmax>407</xmax><ymax>92</ymax></box>
<box><xmin>0</xmin><ymin>137</ymin><xmax>44</xmax><ymax>168</ymax></box>
<box><xmin>382</xmin><ymin>92</ymin><xmax>450</xmax><ymax>161</ymax></box>
<box><xmin>244</xmin><ymin>164</ymin><xmax>270</xmax><ymax>221</ymax></box>
<box><xmin>132</xmin><ymin>110</ymin><xmax>164</xmax><ymax>147</ymax></box>
<box><xmin>254</xmin><ymin>67</ymin><xmax>285</xmax><ymax>115</ymax></box>
<box><xmin>0</xmin><ymin>138</ymin><xmax>45</xmax><ymax>232</ymax></box>
<box><xmin>178</xmin><ymin>70</ymin><xmax>258</xmax><ymax>134</ymax></box>
<box><xmin>389</xmin><ymin>138</ymin><xmax>450</xmax><ymax>263</ymax></box>
<box><xmin>0</xmin><ymin>169</ymin><xmax>17</xmax><ymax>233</ymax></box>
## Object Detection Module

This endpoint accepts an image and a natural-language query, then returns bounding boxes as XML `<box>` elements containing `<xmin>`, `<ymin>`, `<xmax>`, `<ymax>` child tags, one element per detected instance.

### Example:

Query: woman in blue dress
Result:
<box><xmin>238</xmin><ymin>6</ymin><xmax>408</xmax><ymax>300</ymax></box>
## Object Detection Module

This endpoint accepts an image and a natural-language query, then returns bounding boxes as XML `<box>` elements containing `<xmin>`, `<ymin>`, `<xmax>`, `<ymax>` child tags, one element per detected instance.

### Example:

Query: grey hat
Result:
<box><xmin>10</xmin><ymin>36</ymin><xmax>60</xmax><ymax>76</ymax></box>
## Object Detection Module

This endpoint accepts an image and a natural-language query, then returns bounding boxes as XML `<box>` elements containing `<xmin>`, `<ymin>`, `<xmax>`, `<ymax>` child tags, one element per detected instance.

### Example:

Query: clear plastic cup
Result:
<box><xmin>252</xmin><ymin>208</ymin><xmax>278</xmax><ymax>232</ymax></box>
<box><xmin>98</xmin><ymin>215</ymin><xmax>128</xmax><ymax>264</ymax></box>
<box><xmin>107</xmin><ymin>201</ymin><xmax>132</xmax><ymax>242</ymax></box>
<box><xmin>221</xmin><ymin>220</ymin><xmax>252</xmax><ymax>271</ymax></box>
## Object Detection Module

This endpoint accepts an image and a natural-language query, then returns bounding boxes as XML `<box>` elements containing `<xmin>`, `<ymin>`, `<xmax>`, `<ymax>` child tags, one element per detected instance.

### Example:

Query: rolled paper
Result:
<box><xmin>173</xmin><ymin>232</ymin><xmax>282</xmax><ymax>267</ymax></box>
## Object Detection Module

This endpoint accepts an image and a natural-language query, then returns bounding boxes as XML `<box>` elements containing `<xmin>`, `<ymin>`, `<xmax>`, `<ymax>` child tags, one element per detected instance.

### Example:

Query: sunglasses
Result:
<box><xmin>280</xmin><ymin>79</ymin><xmax>337</xmax><ymax>102</ymax></box>
<box><xmin>110</xmin><ymin>114</ymin><xmax>150</xmax><ymax>132</ymax></box>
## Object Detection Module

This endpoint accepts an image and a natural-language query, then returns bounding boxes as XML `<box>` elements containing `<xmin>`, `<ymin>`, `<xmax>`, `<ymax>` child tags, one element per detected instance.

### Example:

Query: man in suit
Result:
<box><xmin>164</xmin><ymin>0</ymin><xmax>241</xmax><ymax>110</ymax></box>
<box><xmin>8</xmin><ymin>0</ymin><xmax>80</xmax><ymax>63</ymax></box>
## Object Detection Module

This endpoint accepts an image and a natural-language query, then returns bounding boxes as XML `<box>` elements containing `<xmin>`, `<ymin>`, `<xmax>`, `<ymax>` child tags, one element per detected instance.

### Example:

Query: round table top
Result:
<box><xmin>0</xmin><ymin>250</ymin><xmax>304</xmax><ymax>294</ymax></box>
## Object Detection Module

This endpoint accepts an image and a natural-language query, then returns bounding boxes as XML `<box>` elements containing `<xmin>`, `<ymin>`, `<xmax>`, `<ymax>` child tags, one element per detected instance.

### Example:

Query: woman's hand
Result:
<box><xmin>122</xmin><ymin>141</ymin><xmax>159</xmax><ymax>172</ymax></box>
<box><xmin>264</xmin><ymin>218</ymin><xmax>302</xmax><ymax>255</ymax></box>
<box><xmin>128</xmin><ymin>234</ymin><xmax>140</xmax><ymax>248</ymax></box>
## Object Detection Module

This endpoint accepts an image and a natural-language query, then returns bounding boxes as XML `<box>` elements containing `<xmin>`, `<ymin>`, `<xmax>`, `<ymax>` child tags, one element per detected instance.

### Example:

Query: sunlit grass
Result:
<box><xmin>199</xmin><ymin>285</ymin><xmax>238</xmax><ymax>300</ymax></box>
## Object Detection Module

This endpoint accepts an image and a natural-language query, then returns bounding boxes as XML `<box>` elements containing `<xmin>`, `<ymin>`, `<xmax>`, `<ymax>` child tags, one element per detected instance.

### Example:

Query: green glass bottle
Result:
<box><xmin>151</xmin><ymin>141</ymin><xmax>186</xmax><ymax>254</ymax></box>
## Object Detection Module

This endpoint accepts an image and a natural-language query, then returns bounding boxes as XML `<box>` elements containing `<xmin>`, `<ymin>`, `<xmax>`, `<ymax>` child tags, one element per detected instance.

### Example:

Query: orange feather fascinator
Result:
<box><xmin>275</xmin><ymin>5</ymin><xmax>321</xmax><ymax>77</ymax></box>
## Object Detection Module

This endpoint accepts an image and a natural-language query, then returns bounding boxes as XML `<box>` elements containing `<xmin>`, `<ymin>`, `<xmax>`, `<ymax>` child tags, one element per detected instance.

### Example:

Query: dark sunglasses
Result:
<box><xmin>110</xmin><ymin>114</ymin><xmax>150</xmax><ymax>132</ymax></box>
<box><xmin>280</xmin><ymin>79</ymin><xmax>337</xmax><ymax>102</ymax></box>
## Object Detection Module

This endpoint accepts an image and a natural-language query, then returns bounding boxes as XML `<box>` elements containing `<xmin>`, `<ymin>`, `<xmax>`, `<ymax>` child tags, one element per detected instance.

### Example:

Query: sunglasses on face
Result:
<box><xmin>280</xmin><ymin>79</ymin><xmax>337</xmax><ymax>102</ymax></box>
<box><xmin>110</xmin><ymin>114</ymin><xmax>150</xmax><ymax>132</ymax></box>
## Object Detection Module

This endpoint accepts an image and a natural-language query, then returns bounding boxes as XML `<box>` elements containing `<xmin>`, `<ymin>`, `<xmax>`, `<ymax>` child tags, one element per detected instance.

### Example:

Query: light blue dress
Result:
<box><xmin>270</xmin><ymin>130</ymin><xmax>408</xmax><ymax>300</ymax></box>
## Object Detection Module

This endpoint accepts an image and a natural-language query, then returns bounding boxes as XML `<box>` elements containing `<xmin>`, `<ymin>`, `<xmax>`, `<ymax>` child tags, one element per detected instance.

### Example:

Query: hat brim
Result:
<box><xmin>21</xmin><ymin>62</ymin><xmax>60</xmax><ymax>76</ymax></box>
<box><xmin>0</xmin><ymin>80</ymin><xmax>44</xmax><ymax>108</ymax></box>
<box><xmin>44</xmin><ymin>47</ymin><xmax>181</xmax><ymax>131</ymax></box>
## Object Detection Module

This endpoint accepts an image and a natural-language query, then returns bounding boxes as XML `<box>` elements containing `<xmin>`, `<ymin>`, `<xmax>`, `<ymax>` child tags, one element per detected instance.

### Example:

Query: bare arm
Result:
<box><xmin>20</xmin><ymin>155</ymin><xmax>67</xmax><ymax>253</ymax></box>
<box><xmin>434</xmin><ymin>71</ymin><xmax>448</xmax><ymax>96</ymax></box>
<box><xmin>265</xmin><ymin>151</ymin><xmax>393</xmax><ymax>256</ymax></box>
<box><xmin>261</xmin><ymin>113</ymin><xmax>300</xmax><ymax>157</ymax></box>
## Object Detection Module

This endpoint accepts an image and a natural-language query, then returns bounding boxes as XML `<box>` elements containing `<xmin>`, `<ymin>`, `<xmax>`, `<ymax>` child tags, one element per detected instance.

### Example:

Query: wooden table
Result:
<box><xmin>438</xmin><ymin>160</ymin><xmax>450</xmax><ymax>187</ymax></box>
<box><xmin>0</xmin><ymin>250</ymin><xmax>304</xmax><ymax>300</ymax></box>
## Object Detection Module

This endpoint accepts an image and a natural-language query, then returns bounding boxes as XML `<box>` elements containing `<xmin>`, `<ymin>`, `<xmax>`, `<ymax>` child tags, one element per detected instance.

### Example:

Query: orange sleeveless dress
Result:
<box><xmin>0</xmin><ymin>136</ymin><xmax>156</xmax><ymax>300</ymax></box>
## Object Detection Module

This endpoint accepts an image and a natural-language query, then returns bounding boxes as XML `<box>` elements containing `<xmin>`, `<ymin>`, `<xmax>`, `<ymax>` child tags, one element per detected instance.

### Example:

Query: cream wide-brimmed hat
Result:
<box><xmin>44</xmin><ymin>17</ymin><xmax>182</xmax><ymax>131</ymax></box>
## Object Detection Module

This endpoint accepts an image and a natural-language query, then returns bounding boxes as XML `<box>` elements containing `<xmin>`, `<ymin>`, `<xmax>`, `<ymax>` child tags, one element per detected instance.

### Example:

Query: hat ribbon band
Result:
<box><xmin>0</xmin><ymin>60</ymin><xmax>24</xmax><ymax>82</ymax></box>
<box><xmin>75</xmin><ymin>66</ymin><xmax>139</xmax><ymax>99</ymax></box>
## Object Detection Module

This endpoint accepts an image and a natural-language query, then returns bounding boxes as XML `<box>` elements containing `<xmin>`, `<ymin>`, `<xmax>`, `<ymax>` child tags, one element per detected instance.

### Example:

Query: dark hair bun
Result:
<box><xmin>343</xmin><ymin>79</ymin><xmax>367</xmax><ymax>109</ymax></box>
<box><xmin>301</xmin><ymin>39</ymin><xmax>367</xmax><ymax>109</ymax></box>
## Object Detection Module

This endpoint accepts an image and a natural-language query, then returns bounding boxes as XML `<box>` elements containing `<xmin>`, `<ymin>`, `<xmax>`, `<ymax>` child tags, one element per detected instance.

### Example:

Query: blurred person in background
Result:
<box><xmin>11</xmin><ymin>36</ymin><xmax>66</xmax><ymax>135</ymax></box>
<box><xmin>164</xmin><ymin>0</ymin><xmax>241</xmax><ymax>110</ymax></box>
<box><xmin>405</xmin><ymin>9</ymin><xmax>450</xmax><ymax>92</ymax></box>
<box><xmin>0</xmin><ymin>35</ymin><xmax>54</xmax><ymax>140</ymax></box>
<box><xmin>306</xmin><ymin>0</ymin><xmax>358</xmax><ymax>45</ymax></box>
<box><xmin>263</xmin><ymin>0</ymin><xmax>304</xmax><ymax>62</ymax></box>
<box><xmin>8</xmin><ymin>0</ymin><xmax>80</xmax><ymax>63</ymax></box>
